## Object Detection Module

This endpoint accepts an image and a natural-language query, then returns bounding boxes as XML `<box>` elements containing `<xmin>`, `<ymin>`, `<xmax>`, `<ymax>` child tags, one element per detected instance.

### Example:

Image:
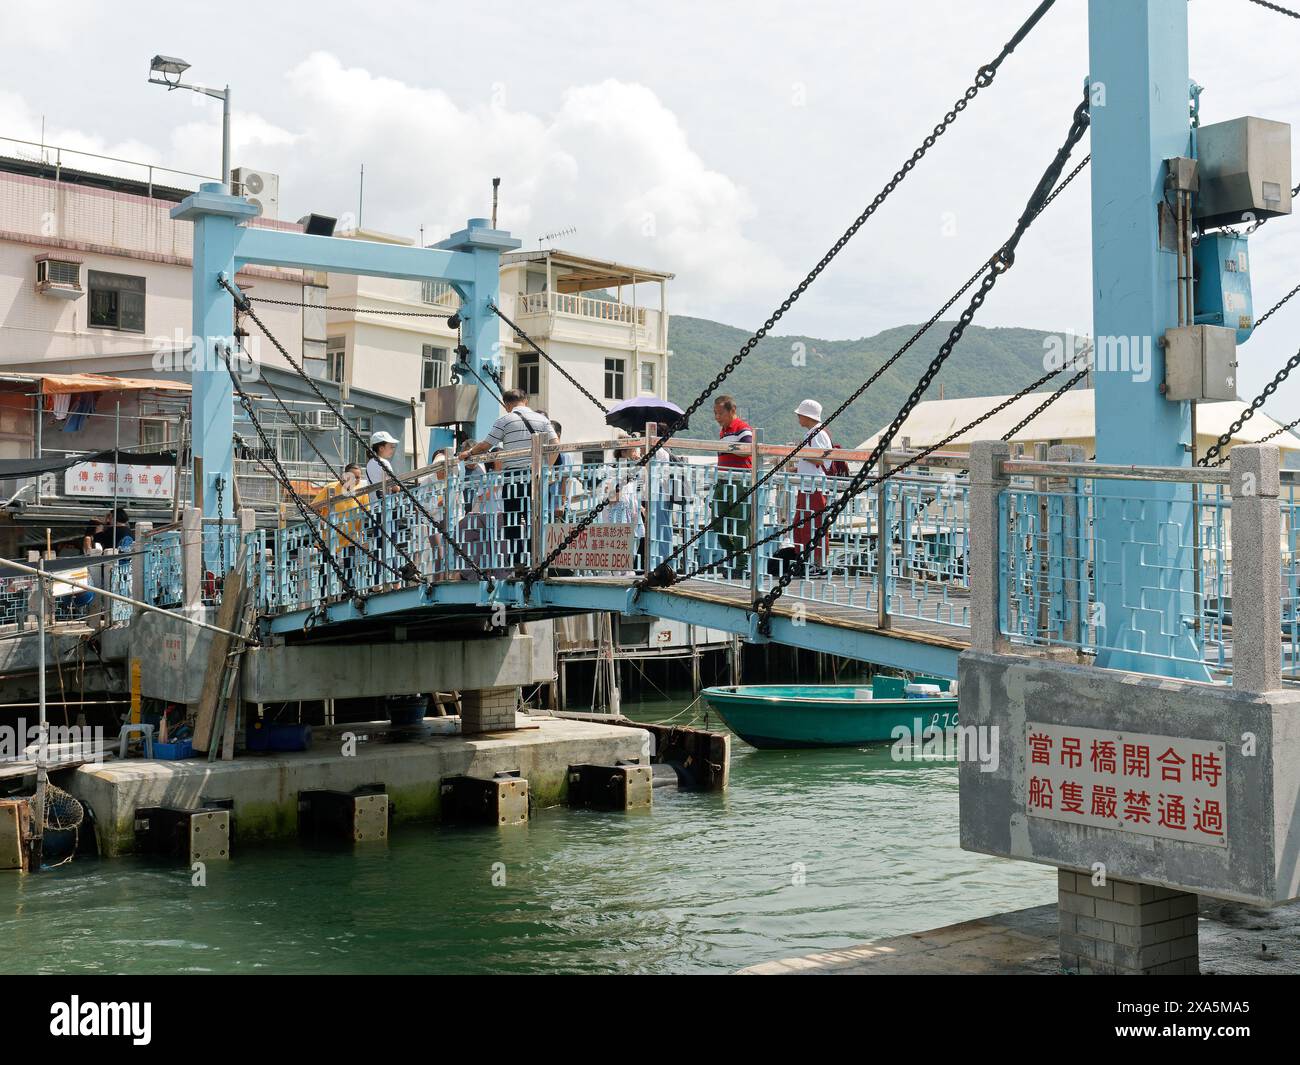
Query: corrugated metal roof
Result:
<box><xmin>857</xmin><ymin>389</ymin><xmax>1300</xmax><ymax>452</ymax></box>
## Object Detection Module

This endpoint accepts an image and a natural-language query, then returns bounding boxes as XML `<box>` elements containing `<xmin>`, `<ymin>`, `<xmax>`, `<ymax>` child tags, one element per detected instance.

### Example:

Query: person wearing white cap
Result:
<box><xmin>793</xmin><ymin>399</ymin><xmax>832</xmax><ymax>569</ymax></box>
<box><xmin>366</xmin><ymin>430</ymin><xmax>401</xmax><ymax>494</ymax></box>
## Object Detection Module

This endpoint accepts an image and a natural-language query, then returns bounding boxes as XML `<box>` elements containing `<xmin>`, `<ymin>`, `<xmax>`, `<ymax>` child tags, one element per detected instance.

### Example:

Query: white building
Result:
<box><xmin>320</xmin><ymin>240</ymin><xmax>674</xmax><ymax>461</ymax></box>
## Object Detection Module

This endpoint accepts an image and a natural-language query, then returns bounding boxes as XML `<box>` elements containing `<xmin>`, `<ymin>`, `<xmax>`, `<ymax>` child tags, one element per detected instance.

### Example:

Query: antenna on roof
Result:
<box><xmin>491</xmin><ymin>177</ymin><xmax>500</xmax><ymax>229</ymax></box>
<box><xmin>538</xmin><ymin>226</ymin><xmax>576</xmax><ymax>248</ymax></box>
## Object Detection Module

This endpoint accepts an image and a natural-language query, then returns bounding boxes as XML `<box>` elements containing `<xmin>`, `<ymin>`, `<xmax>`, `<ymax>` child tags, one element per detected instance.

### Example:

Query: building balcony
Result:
<box><xmin>515</xmin><ymin>291</ymin><xmax>666</xmax><ymax>352</ymax></box>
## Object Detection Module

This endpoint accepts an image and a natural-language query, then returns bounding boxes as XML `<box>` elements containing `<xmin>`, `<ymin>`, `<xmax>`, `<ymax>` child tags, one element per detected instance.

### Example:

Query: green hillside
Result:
<box><xmin>665</xmin><ymin>316</ymin><xmax>1070</xmax><ymax>447</ymax></box>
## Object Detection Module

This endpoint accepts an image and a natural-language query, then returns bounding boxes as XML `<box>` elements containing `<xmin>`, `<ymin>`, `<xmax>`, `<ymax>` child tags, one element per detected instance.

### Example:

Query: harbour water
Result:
<box><xmin>0</xmin><ymin>695</ymin><xmax>1055</xmax><ymax>975</ymax></box>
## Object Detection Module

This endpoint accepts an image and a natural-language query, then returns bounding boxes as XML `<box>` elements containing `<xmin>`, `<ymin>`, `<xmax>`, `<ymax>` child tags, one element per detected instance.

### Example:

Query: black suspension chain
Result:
<box><xmin>682</xmin><ymin>359</ymin><xmax>1086</xmax><ymax>589</ymax></box>
<box><xmin>246</xmin><ymin>294</ymin><xmax>456</xmax><ymax>319</ymax></box>
<box><xmin>643</xmin><ymin>154</ymin><xmax>1091</xmax><ymax>588</ymax></box>
<box><xmin>1198</xmin><ymin>345</ymin><xmax>1300</xmax><ymax>466</ymax></box>
<box><xmin>522</xmin><ymin>0</ymin><xmax>1060</xmax><ymax>589</ymax></box>
<box><xmin>490</xmin><ymin>301</ymin><xmax>609</xmax><ymax>414</ymax></box>
<box><xmin>1242</xmin><ymin>412</ymin><xmax>1300</xmax><ymax>455</ymax></box>
<box><xmin>215</xmin><ymin>473</ymin><xmax>227</xmax><ymax>576</ymax></box>
<box><xmin>234</xmin><ymin>314</ymin><xmax>423</xmax><ymax>581</ymax></box>
<box><xmin>220</xmin><ymin>277</ymin><xmax>493</xmax><ymax>585</ymax></box>
<box><xmin>753</xmin><ymin>93</ymin><xmax>1091</xmax><ymax>629</ymax></box>
<box><xmin>1247</xmin><ymin>0</ymin><xmax>1300</xmax><ymax>18</ymax></box>
<box><xmin>1001</xmin><ymin>363</ymin><xmax>1091</xmax><ymax>441</ymax></box>
<box><xmin>1253</xmin><ymin>278</ymin><xmax>1300</xmax><ymax>330</ymax></box>
<box><xmin>218</xmin><ymin>346</ymin><xmax>358</xmax><ymax>601</ymax></box>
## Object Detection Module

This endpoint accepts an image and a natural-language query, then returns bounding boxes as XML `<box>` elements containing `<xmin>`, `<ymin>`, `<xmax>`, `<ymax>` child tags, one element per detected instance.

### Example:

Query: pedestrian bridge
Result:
<box><xmin>102</xmin><ymin>437</ymin><xmax>1300</xmax><ymax>684</ymax></box>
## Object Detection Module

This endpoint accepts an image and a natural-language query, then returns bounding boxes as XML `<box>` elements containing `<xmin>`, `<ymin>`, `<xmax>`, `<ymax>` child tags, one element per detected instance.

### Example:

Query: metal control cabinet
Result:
<box><xmin>1162</xmin><ymin>324</ymin><xmax>1239</xmax><ymax>402</ymax></box>
<box><xmin>1194</xmin><ymin>117</ymin><xmax>1292</xmax><ymax>229</ymax></box>
<box><xmin>1194</xmin><ymin>233</ymin><xmax>1254</xmax><ymax>343</ymax></box>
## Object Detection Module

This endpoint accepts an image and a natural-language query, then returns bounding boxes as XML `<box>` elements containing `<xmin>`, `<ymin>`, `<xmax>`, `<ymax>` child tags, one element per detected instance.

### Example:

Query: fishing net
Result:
<box><xmin>43</xmin><ymin>783</ymin><xmax>85</xmax><ymax>831</ymax></box>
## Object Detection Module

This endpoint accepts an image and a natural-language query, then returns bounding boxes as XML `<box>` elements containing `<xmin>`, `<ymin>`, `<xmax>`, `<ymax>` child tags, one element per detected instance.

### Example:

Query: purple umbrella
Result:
<box><xmin>604</xmin><ymin>397</ymin><xmax>687</xmax><ymax>434</ymax></box>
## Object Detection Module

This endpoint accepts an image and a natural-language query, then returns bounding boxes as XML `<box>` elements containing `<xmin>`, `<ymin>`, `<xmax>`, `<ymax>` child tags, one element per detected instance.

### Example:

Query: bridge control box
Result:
<box><xmin>1194</xmin><ymin>233</ymin><xmax>1254</xmax><ymax>343</ymax></box>
<box><xmin>1194</xmin><ymin>117</ymin><xmax>1292</xmax><ymax>229</ymax></box>
<box><xmin>1162</xmin><ymin>324</ymin><xmax>1238</xmax><ymax>402</ymax></box>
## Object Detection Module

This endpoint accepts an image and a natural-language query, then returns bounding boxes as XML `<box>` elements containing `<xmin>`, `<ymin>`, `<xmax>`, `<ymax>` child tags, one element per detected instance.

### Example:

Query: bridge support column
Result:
<box><xmin>181</xmin><ymin>505</ymin><xmax>202</xmax><ymax>614</ymax></box>
<box><xmin>1228</xmin><ymin>445</ymin><xmax>1282</xmax><ymax>694</ymax></box>
<box><xmin>969</xmin><ymin>440</ymin><xmax>1011</xmax><ymax>654</ymax></box>
<box><xmin>1058</xmin><ymin>870</ymin><xmax>1198</xmax><ymax>974</ymax></box>
<box><xmin>460</xmin><ymin>686</ymin><xmax>520</xmax><ymax>734</ymax></box>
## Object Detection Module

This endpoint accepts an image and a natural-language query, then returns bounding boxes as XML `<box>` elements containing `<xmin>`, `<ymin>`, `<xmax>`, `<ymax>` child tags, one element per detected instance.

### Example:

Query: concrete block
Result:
<box><xmin>440</xmin><ymin>774</ymin><xmax>528</xmax><ymax>826</ymax></box>
<box><xmin>298</xmin><ymin>789</ymin><xmax>389</xmax><ymax>843</ymax></box>
<box><xmin>1059</xmin><ymin>891</ymin><xmax>1096</xmax><ymax>917</ymax></box>
<box><xmin>134</xmin><ymin>806</ymin><xmax>230</xmax><ymax>863</ymax></box>
<box><xmin>1074</xmin><ymin>877</ymin><xmax>1115</xmax><ymax>900</ymax></box>
<box><xmin>567</xmin><ymin>763</ymin><xmax>653</xmax><ymax>811</ymax></box>
<box><xmin>461</xmin><ymin>686</ymin><xmax>520</xmax><ymax>735</ymax></box>
<box><xmin>1096</xmin><ymin>898</ymin><xmax>1139</xmax><ymax>925</ymax></box>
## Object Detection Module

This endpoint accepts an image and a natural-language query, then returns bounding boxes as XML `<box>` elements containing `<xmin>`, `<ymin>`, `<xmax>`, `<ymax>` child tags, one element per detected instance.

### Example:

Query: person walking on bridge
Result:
<box><xmin>710</xmin><ymin>396</ymin><xmax>753</xmax><ymax>580</ymax></box>
<box><xmin>792</xmin><ymin>399</ymin><xmax>832</xmax><ymax>571</ymax></box>
<box><xmin>458</xmin><ymin>388</ymin><xmax>557</xmax><ymax>571</ymax></box>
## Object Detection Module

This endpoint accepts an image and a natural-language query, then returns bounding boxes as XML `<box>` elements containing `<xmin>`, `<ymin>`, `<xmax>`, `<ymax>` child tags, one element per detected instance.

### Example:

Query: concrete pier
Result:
<box><xmin>68</xmin><ymin>715</ymin><xmax>649</xmax><ymax>856</ymax></box>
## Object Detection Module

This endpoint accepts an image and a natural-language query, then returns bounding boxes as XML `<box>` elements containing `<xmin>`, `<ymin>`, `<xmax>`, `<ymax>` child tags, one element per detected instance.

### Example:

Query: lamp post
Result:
<box><xmin>148</xmin><ymin>55</ymin><xmax>231</xmax><ymax>190</ymax></box>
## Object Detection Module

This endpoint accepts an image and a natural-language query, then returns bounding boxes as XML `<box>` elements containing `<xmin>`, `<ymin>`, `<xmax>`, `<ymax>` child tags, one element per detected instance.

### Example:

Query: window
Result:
<box><xmin>326</xmin><ymin>336</ymin><xmax>347</xmax><ymax>384</ymax></box>
<box><xmin>88</xmin><ymin>270</ymin><xmax>146</xmax><ymax>332</ymax></box>
<box><xmin>422</xmin><ymin>345</ymin><xmax>449</xmax><ymax>391</ymax></box>
<box><xmin>348</xmin><ymin>417</ymin><xmax>373</xmax><ymax>467</ymax></box>
<box><xmin>516</xmin><ymin>352</ymin><xmax>540</xmax><ymax>396</ymax></box>
<box><xmin>139</xmin><ymin>417</ymin><xmax>176</xmax><ymax>448</ymax></box>
<box><xmin>639</xmin><ymin>361</ymin><xmax>656</xmax><ymax>394</ymax></box>
<box><xmin>604</xmin><ymin>357</ymin><xmax>625</xmax><ymax>401</ymax></box>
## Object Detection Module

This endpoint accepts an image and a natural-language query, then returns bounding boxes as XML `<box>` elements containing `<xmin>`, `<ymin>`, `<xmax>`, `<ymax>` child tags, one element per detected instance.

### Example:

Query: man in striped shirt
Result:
<box><xmin>458</xmin><ymin>388</ymin><xmax>558</xmax><ymax>571</ymax></box>
<box><xmin>711</xmin><ymin>395</ymin><xmax>753</xmax><ymax>579</ymax></box>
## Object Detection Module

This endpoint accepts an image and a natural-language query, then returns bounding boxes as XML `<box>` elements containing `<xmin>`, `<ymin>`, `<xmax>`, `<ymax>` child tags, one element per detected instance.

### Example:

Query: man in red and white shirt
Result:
<box><xmin>791</xmin><ymin>398</ymin><xmax>832</xmax><ymax>567</ymax></box>
<box><xmin>711</xmin><ymin>395</ymin><xmax>753</xmax><ymax>579</ymax></box>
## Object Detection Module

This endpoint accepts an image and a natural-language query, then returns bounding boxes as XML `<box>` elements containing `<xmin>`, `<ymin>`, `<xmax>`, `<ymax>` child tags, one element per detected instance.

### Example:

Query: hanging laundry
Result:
<box><xmin>62</xmin><ymin>393</ymin><xmax>96</xmax><ymax>432</ymax></box>
<box><xmin>52</xmin><ymin>392</ymin><xmax>71</xmax><ymax>421</ymax></box>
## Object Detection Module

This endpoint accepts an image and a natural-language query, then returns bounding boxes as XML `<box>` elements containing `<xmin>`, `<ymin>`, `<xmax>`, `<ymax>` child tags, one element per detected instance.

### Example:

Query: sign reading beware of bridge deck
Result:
<box><xmin>1025</xmin><ymin>722</ymin><xmax>1227</xmax><ymax>847</ymax></box>
<box><xmin>546</xmin><ymin>523</ymin><xmax>637</xmax><ymax>572</ymax></box>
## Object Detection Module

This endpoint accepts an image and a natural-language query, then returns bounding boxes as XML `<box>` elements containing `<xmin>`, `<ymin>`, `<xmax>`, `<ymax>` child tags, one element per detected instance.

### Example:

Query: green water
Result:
<box><xmin>0</xmin><ymin>697</ymin><xmax>1055</xmax><ymax>974</ymax></box>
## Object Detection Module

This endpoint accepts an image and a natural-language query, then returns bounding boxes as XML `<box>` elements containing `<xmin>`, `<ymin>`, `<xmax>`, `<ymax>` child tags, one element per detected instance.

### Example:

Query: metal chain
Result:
<box><xmin>753</xmin><ymin>93</ymin><xmax>1091</xmax><ymax>627</ymax></box>
<box><xmin>216</xmin><ymin>474</ymin><xmax>226</xmax><ymax>576</ymax></box>
<box><xmin>233</xmin><ymin>314</ymin><xmax>423</xmax><ymax>580</ymax></box>
<box><xmin>490</xmin><ymin>301</ymin><xmax>609</xmax><ymax>413</ymax></box>
<box><xmin>218</xmin><ymin>347</ymin><xmax>358</xmax><ymax>600</ymax></box>
<box><xmin>684</xmin><ymin>359</ymin><xmax>1087</xmax><ymax>588</ymax></box>
<box><xmin>1247</xmin><ymin>0</ymin><xmax>1300</xmax><ymax>18</ymax></box>
<box><xmin>1001</xmin><ymin>363</ymin><xmax>1091</xmax><ymax>440</ymax></box>
<box><xmin>220</xmin><ymin>278</ymin><xmax>493</xmax><ymax>584</ymax></box>
<box><xmin>246</xmin><ymin>294</ymin><xmax>455</xmax><ymax>319</ymax></box>
<box><xmin>1253</xmin><ymin>278</ymin><xmax>1300</xmax><ymax>330</ymax></box>
<box><xmin>644</xmin><ymin>154</ymin><xmax>1091</xmax><ymax>587</ymax></box>
<box><xmin>1199</xmin><ymin>346</ymin><xmax>1300</xmax><ymax>466</ymax></box>
<box><xmin>1225</xmin><ymin>412</ymin><xmax>1300</xmax><ymax>460</ymax></box>
<box><xmin>523</xmin><ymin>0</ymin><xmax>1060</xmax><ymax>588</ymax></box>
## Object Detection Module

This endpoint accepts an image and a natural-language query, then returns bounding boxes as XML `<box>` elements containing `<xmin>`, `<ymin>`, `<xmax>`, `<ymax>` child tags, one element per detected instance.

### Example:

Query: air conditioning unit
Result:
<box><xmin>34</xmin><ymin>255</ymin><xmax>83</xmax><ymax>300</ymax></box>
<box><xmin>232</xmin><ymin>167</ymin><xmax>280</xmax><ymax>221</ymax></box>
<box><xmin>299</xmin><ymin>409</ymin><xmax>340</xmax><ymax>432</ymax></box>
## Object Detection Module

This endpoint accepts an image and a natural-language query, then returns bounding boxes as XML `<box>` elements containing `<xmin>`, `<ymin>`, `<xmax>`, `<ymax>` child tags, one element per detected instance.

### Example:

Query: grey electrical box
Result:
<box><xmin>1194</xmin><ymin>117</ymin><xmax>1292</xmax><ymax>229</ymax></box>
<box><xmin>424</xmin><ymin>383</ymin><xmax>479</xmax><ymax>425</ymax></box>
<box><xmin>1163</xmin><ymin>325</ymin><xmax>1239</xmax><ymax>402</ymax></box>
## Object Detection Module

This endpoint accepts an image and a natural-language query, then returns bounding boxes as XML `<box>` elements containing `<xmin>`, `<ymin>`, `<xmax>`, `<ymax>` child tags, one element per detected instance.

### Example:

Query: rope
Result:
<box><xmin>523</xmin><ymin>0</ymin><xmax>1060</xmax><ymax>588</ymax></box>
<box><xmin>220</xmin><ymin>278</ymin><xmax>493</xmax><ymax>585</ymax></box>
<box><xmin>752</xmin><ymin>92</ymin><xmax>1091</xmax><ymax>628</ymax></box>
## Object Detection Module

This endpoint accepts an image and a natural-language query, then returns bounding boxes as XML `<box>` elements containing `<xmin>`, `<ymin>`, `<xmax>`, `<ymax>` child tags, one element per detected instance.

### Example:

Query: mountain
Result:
<box><xmin>665</xmin><ymin>316</ymin><xmax>1070</xmax><ymax>447</ymax></box>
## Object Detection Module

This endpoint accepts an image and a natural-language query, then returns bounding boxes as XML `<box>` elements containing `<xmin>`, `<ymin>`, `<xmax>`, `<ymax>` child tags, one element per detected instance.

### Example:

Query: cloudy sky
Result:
<box><xmin>3</xmin><ymin>0</ymin><xmax>1300</xmax><ymax>406</ymax></box>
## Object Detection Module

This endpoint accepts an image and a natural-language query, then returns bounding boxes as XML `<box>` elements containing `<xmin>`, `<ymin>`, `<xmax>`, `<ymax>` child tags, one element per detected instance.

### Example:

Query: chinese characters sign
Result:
<box><xmin>545</xmin><ymin>523</ymin><xmax>636</xmax><ymax>571</ymax></box>
<box><xmin>1025</xmin><ymin>722</ymin><xmax>1227</xmax><ymax>847</ymax></box>
<box><xmin>65</xmin><ymin>462</ymin><xmax>175</xmax><ymax>500</ymax></box>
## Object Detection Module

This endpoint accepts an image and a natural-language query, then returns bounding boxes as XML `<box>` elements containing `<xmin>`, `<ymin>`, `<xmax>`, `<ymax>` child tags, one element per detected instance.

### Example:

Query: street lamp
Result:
<box><xmin>147</xmin><ymin>55</ymin><xmax>231</xmax><ymax>190</ymax></box>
